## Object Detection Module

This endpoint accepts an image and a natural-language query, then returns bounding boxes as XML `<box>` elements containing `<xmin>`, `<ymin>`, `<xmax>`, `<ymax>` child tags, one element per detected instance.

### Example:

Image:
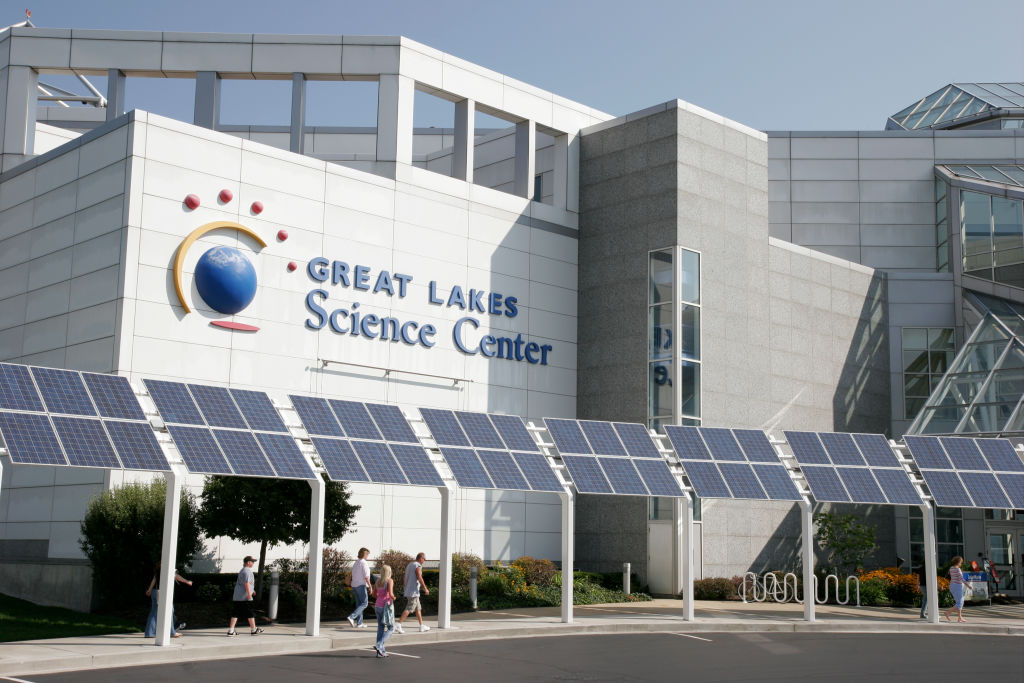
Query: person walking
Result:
<box><xmin>394</xmin><ymin>552</ymin><xmax>430</xmax><ymax>634</ymax></box>
<box><xmin>915</xmin><ymin>564</ymin><xmax>928</xmax><ymax>619</ymax></box>
<box><xmin>943</xmin><ymin>555</ymin><xmax>968</xmax><ymax>623</ymax></box>
<box><xmin>228</xmin><ymin>555</ymin><xmax>264</xmax><ymax>636</ymax></box>
<box><xmin>371</xmin><ymin>565</ymin><xmax>396</xmax><ymax>657</ymax></box>
<box><xmin>346</xmin><ymin>547</ymin><xmax>372</xmax><ymax>629</ymax></box>
<box><xmin>144</xmin><ymin>562</ymin><xmax>192</xmax><ymax>638</ymax></box>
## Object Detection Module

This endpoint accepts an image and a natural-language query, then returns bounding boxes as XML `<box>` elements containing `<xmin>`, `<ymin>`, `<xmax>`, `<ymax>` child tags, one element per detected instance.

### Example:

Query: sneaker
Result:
<box><xmin>177</xmin><ymin>622</ymin><xmax>187</xmax><ymax>630</ymax></box>
<box><xmin>251</xmin><ymin>628</ymin><xmax>264</xmax><ymax>635</ymax></box>
<box><xmin>227</xmin><ymin>631</ymin><xmax>237</xmax><ymax>637</ymax></box>
<box><xmin>393</xmin><ymin>623</ymin><xmax>404</xmax><ymax>634</ymax></box>
<box><xmin>356</xmin><ymin>624</ymin><xmax>368</xmax><ymax>628</ymax></box>
<box><xmin>347</xmin><ymin>616</ymin><xmax>356</xmax><ymax>628</ymax></box>
<box><xmin>420</xmin><ymin>625</ymin><xmax>430</xmax><ymax>632</ymax></box>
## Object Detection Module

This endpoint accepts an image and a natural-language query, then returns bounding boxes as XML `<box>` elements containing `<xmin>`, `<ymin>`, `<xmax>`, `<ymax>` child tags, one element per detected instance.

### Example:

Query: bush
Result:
<box><xmin>691</xmin><ymin>577</ymin><xmax>735</xmax><ymax>601</ymax></box>
<box><xmin>196</xmin><ymin>584</ymin><xmax>222</xmax><ymax>603</ymax></box>
<box><xmin>451</xmin><ymin>552</ymin><xmax>486</xmax><ymax>589</ymax></box>
<box><xmin>375</xmin><ymin>549</ymin><xmax>414</xmax><ymax>581</ymax></box>
<box><xmin>321</xmin><ymin>548</ymin><xmax>352</xmax><ymax>598</ymax></box>
<box><xmin>858</xmin><ymin>578</ymin><xmax>887</xmax><ymax>606</ymax></box>
<box><xmin>512</xmin><ymin>556</ymin><xmax>558</xmax><ymax>587</ymax></box>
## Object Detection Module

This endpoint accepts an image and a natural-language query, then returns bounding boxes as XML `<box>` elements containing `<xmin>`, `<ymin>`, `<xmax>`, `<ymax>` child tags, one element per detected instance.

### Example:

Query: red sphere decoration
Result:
<box><xmin>287</xmin><ymin>262</ymin><xmax>298</xmax><ymax>272</ymax></box>
<box><xmin>277</xmin><ymin>229</ymin><xmax>289</xmax><ymax>241</ymax></box>
<box><xmin>218</xmin><ymin>188</ymin><xmax>233</xmax><ymax>203</ymax></box>
<box><xmin>250</xmin><ymin>201</ymin><xmax>264</xmax><ymax>215</ymax></box>
<box><xmin>184</xmin><ymin>194</ymin><xmax>200</xmax><ymax>210</ymax></box>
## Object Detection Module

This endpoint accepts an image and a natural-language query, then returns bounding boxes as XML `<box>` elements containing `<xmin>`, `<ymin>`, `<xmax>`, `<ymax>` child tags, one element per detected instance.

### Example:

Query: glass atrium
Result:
<box><xmin>886</xmin><ymin>82</ymin><xmax>1024</xmax><ymax>130</ymax></box>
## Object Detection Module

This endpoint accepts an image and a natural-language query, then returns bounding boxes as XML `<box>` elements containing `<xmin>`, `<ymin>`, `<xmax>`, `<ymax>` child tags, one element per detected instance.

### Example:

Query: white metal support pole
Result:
<box><xmin>922</xmin><ymin>503</ymin><xmax>940</xmax><ymax>624</ymax></box>
<box><xmin>305</xmin><ymin>476</ymin><xmax>325</xmax><ymax>636</ymax></box>
<box><xmin>800</xmin><ymin>498</ymin><xmax>816</xmax><ymax>622</ymax></box>
<box><xmin>437</xmin><ymin>485</ymin><xmax>453</xmax><ymax>629</ymax></box>
<box><xmin>680</xmin><ymin>494</ymin><xmax>695</xmax><ymax>621</ymax></box>
<box><xmin>559</xmin><ymin>489</ymin><xmax>574</xmax><ymax>624</ymax></box>
<box><xmin>155</xmin><ymin>469</ymin><xmax>183</xmax><ymax>646</ymax></box>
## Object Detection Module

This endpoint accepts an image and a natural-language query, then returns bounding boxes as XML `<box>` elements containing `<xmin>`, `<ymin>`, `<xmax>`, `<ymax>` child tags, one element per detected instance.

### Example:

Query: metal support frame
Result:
<box><xmin>559</xmin><ymin>489</ymin><xmax>574</xmax><ymax>623</ymax></box>
<box><xmin>155</xmin><ymin>468</ymin><xmax>183</xmax><ymax>646</ymax></box>
<box><xmin>305</xmin><ymin>475</ymin><xmax>325</xmax><ymax>636</ymax></box>
<box><xmin>921</xmin><ymin>503</ymin><xmax>940</xmax><ymax>624</ymax></box>
<box><xmin>290</xmin><ymin>73</ymin><xmax>306</xmax><ymax>154</ymax></box>
<box><xmin>437</xmin><ymin>485</ymin><xmax>454</xmax><ymax>628</ymax></box>
<box><xmin>800</xmin><ymin>498</ymin><xmax>816</xmax><ymax>622</ymax></box>
<box><xmin>453</xmin><ymin>98</ymin><xmax>475</xmax><ymax>183</ymax></box>
<box><xmin>106</xmin><ymin>69</ymin><xmax>125</xmax><ymax>121</ymax></box>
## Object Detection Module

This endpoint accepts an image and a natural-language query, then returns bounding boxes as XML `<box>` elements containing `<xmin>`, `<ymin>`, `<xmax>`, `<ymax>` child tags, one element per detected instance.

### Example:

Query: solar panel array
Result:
<box><xmin>419</xmin><ymin>409</ymin><xmax>564</xmax><ymax>492</ymax></box>
<box><xmin>0</xmin><ymin>362</ymin><xmax>168</xmax><ymax>471</ymax></box>
<box><xmin>289</xmin><ymin>396</ymin><xmax>443</xmax><ymax>487</ymax></box>
<box><xmin>783</xmin><ymin>431</ymin><xmax>922</xmax><ymax>505</ymax></box>
<box><xmin>144</xmin><ymin>379</ymin><xmax>313</xmax><ymax>479</ymax></box>
<box><xmin>543</xmin><ymin>418</ymin><xmax>685</xmax><ymax>497</ymax></box>
<box><xmin>663</xmin><ymin>426</ymin><xmax>801</xmax><ymax>501</ymax></box>
<box><xmin>903</xmin><ymin>435</ymin><xmax>1024</xmax><ymax>509</ymax></box>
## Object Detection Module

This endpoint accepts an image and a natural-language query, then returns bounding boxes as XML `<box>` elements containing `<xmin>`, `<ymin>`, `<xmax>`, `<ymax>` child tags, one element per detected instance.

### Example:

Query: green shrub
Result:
<box><xmin>196</xmin><ymin>584</ymin><xmax>221</xmax><ymax>603</ymax></box>
<box><xmin>691</xmin><ymin>577</ymin><xmax>735</xmax><ymax>601</ymax></box>
<box><xmin>857</xmin><ymin>578</ymin><xmax>887</xmax><ymax>606</ymax></box>
<box><xmin>320</xmin><ymin>547</ymin><xmax>352</xmax><ymax>598</ymax></box>
<box><xmin>375</xmin><ymin>549</ymin><xmax>413</xmax><ymax>580</ymax></box>
<box><xmin>938</xmin><ymin>589</ymin><xmax>954</xmax><ymax>608</ymax></box>
<box><xmin>451</xmin><ymin>553</ymin><xmax>486</xmax><ymax>589</ymax></box>
<box><xmin>512</xmin><ymin>556</ymin><xmax>558</xmax><ymax>587</ymax></box>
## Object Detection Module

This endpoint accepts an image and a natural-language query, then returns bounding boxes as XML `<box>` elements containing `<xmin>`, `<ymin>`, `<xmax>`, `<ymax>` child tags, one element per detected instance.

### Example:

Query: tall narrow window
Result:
<box><xmin>902</xmin><ymin>328</ymin><xmax>955</xmax><ymax>420</ymax></box>
<box><xmin>935</xmin><ymin>179</ymin><xmax>949</xmax><ymax>272</ymax></box>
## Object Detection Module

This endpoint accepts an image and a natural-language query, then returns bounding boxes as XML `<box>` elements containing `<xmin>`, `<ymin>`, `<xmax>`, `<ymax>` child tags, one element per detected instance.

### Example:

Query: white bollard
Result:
<box><xmin>268</xmin><ymin>569</ymin><xmax>280</xmax><ymax>621</ymax></box>
<box><xmin>623</xmin><ymin>563</ymin><xmax>631</xmax><ymax>595</ymax></box>
<box><xmin>469</xmin><ymin>566</ymin><xmax>478</xmax><ymax>609</ymax></box>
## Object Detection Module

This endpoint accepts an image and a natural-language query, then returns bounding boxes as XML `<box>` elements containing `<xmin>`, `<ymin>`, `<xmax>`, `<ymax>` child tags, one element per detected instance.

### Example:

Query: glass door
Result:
<box><xmin>988</xmin><ymin>529</ymin><xmax>1021</xmax><ymax>597</ymax></box>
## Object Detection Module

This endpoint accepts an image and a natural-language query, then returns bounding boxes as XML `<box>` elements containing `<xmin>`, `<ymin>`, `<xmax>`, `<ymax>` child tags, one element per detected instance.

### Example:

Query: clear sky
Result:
<box><xmin>11</xmin><ymin>0</ymin><xmax>1024</xmax><ymax>131</ymax></box>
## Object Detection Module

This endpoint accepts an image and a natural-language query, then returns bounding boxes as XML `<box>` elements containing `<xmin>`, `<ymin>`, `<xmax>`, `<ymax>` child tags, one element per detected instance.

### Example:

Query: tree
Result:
<box><xmin>198</xmin><ymin>475</ymin><xmax>358</xmax><ymax>598</ymax></box>
<box><xmin>813</xmin><ymin>512</ymin><xmax>878</xmax><ymax>574</ymax></box>
<box><xmin>80</xmin><ymin>479</ymin><xmax>203</xmax><ymax>608</ymax></box>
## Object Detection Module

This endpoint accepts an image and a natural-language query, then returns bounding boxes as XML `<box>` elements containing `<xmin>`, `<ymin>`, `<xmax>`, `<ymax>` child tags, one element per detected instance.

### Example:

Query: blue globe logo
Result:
<box><xmin>194</xmin><ymin>246</ymin><xmax>257</xmax><ymax>315</ymax></box>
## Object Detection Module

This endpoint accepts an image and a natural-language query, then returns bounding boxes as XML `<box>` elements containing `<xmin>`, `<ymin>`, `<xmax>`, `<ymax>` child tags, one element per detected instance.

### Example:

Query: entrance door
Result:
<box><xmin>987</xmin><ymin>528</ymin><xmax>1021</xmax><ymax>597</ymax></box>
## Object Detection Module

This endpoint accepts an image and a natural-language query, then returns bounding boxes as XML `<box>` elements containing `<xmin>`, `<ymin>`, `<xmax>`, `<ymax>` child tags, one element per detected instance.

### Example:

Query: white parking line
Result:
<box><xmin>1</xmin><ymin>676</ymin><xmax>38</xmax><ymax>683</ymax></box>
<box><xmin>672</xmin><ymin>633</ymin><xmax>713</xmax><ymax>642</ymax></box>
<box><xmin>368</xmin><ymin>647</ymin><xmax>421</xmax><ymax>659</ymax></box>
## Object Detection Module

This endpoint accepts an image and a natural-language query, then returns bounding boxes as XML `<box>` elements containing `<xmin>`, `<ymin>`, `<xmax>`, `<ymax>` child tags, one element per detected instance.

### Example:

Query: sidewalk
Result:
<box><xmin>2</xmin><ymin>599</ymin><xmax>1021</xmax><ymax>677</ymax></box>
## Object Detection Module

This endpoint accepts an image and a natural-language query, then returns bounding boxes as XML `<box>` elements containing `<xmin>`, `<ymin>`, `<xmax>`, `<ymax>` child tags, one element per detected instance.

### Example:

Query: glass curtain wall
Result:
<box><xmin>902</xmin><ymin>328</ymin><xmax>955</xmax><ymax>420</ymax></box>
<box><xmin>910</xmin><ymin>506</ymin><xmax>964</xmax><ymax>571</ymax></box>
<box><xmin>960</xmin><ymin>190</ymin><xmax>1024</xmax><ymax>288</ymax></box>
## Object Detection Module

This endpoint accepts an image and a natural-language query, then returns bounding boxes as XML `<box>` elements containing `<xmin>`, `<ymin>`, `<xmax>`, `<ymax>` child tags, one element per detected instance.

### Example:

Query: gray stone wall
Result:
<box><xmin>0</xmin><ymin>560</ymin><xmax>93</xmax><ymax>612</ymax></box>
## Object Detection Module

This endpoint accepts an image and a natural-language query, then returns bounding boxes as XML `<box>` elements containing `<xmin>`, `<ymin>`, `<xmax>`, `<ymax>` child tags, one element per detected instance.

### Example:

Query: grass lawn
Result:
<box><xmin>0</xmin><ymin>593</ymin><xmax>139</xmax><ymax>642</ymax></box>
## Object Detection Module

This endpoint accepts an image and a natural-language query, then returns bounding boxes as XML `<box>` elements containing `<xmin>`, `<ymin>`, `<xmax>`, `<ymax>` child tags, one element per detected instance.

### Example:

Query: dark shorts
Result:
<box><xmin>232</xmin><ymin>600</ymin><xmax>255</xmax><ymax>619</ymax></box>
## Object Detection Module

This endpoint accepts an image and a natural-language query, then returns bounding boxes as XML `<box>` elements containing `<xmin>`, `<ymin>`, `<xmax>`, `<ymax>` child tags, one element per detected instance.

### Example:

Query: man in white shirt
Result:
<box><xmin>394</xmin><ymin>552</ymin><xmax>430</xmax><ymax>633</ymax></box>
<box><xmin>347</xmin><ymin>547</ymin><xmax>372</xmax><ymax>628</ymax></box>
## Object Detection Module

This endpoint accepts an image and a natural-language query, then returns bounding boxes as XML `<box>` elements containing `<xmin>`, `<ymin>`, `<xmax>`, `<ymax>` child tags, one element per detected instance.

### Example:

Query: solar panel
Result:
<box><xmin>678</xmin><ymin>460</ymin><xmax>731</xmax><ymax>498</ymax></box>
<box><xmin>784</xmin><ymin>431</ymin><xmax>831</xmax><ymax>465</ymax></box>
<box><xmin>420</xmin><ymin>409</ymin><xmax>470</xmax><ymax>447</ymax></box>
<box><xmin>976</xmin><ymin>439</ymin><xmax>1024</xmax><ymax>472</ymax></box>
<box><xmin>632</xmin><ymin>458</ymin><xmax>685</xmax><ymax>496</ymax></box>
<box><xmin>349</xmin><ymin>440</ymin><xmax>408</xmax><ymax>485</ymax></box>
<box><xmin>560</xmin><ymin>455</ymin><xmax>612</xmax><ymax>494</ymax></box>
<box><xmin>0</xmin><ymin>363</ymin><xmax>44</xmax><ymax>411</ymax></box>
<box><xmin>438</xmin><ymin>447</ymin><xmax>494</xmax><ymax>488</ymax></box>
<box><xmin>476</xmin><ymin>449</ymin><xmax>530</xmax><ymax>490</ymax></box>
<box><xmin>230</xmin><ymin>389</ymin><xmax>288</xmax><ymax>433</ymax></box>
<box><xmin>732</xmin><ymin>429</ymin><xmax>779</xmax><ymax>463</ymax></box>
<box><xmin>0</xmin><ymin>412</ymin><xmax>67</xmax><ymax>465</ymax></box>
<box><xmin>903</xmin><ymin>435</ymin><xmax>953</xmax><ymax>469</ymax></box>
<box><xmin>82</xmin><ymin>373</ymin><xmax>147</xmax><ymax>421</ymax></box>
<box><xmin>599</xmin><ymin>457</ymin><xmax>649</xmax><ymax>495</ymax></box>
<box><xmin>920</xmin><ymin>470</ymin><xmax>973</xmax><ymax>507</ymax></box>
<box><xmin>211</xmin><ymin>429</ymin><xmax>275</xmax><ymax>477</ymax></box>
<box><xmin>366</xmin><ymin>404</ymin><xmax>418</xmax><ymax>443</ymax></box>
<box><xmin>613</xmin><ymin>423</ymin><xmax>662</xmax><ymax>459</ymax></box>
<box><xmin>580</xmin><ymin>421</ymin><xmax>627</xmax><ymax>457</ymax></box>
<box><xmin>389</xmin><ymin>443</ymin><xmax>445</xmax><ymax>487</ymax></box>
<box><xmin>717</xmin><ymin>463</ymin><xmax>768</xmax><ymax>499</ymax></box>
<box><xmin>330</xmin><ymin>400</ymin><xmax>383</xmax><ymax>441</ymax></box>
<box><xmin>872</xmin><ymin>468</ymin><xmax>923</xmax><ymax>505</ymax></box>
<box><xmin>145</xmin><ymin>380</ymin><xmax>205</xmax><ymax>425</ymax></box>
<box><xmin>751</xmin><ymin>464</ymin><xmax>802</xmax><ymax>501</ymax></box>
<box><xmin>999</xmin><ymin>473</ymin><xmax>1024</xmax><ymax>507</ymax></box>
<box><xmin>254</xmin><ymin>432</ymin><xmax>315</xmax><ymax>479</ymax></box>
<box><xmin>699</xmin><ymin>428</ymin><xmax>746</xmax><ymax>462</ymax></box>
<box><xmin>512</xmin><ymin>452</ymin><xmax>564</xmax><ymax>492</ymax></box>
<box><xmin>836</xmin><ymin>467</ymin><xmax>887</xmax><ymax>504</ymax></box>
<box><xmin>818</xmin><ymin>432</ymin><xmax>866</xmax><ymax>466</ymax></box>
<box><xmin>289</xmin><ymin>395</ymin><xmax>344</xmax><ymax>437</ymax></box>
<box><xmin>166</xmin><ymin>425</ymin><xmax>232</xmax><ymax>474</ymax></box>
<box><xmin>455</xmin><ymin>412</ymin><xmax>505</xmax><ymax>449</ymax></box>
<box><xmin>959</xmin><ymin>472</ymin><xmax>1011</xmax><ymax>508</ymax></box>
<box><xmin>939</xmin><ymin>437</ymin><xmax>989</xmax><ymax>471</ymax></box>
<box><xmin>31</xmin><ymin>367</ymin><xmax>95</xmax><ymax>416</ymax></box>
<box><xmin>545</xmin><ymin>419</ymin><xmax>593</xmax><ymax>455</ymax></box>
<box><xmin>189</xmin><ymin>384</ymin><xmax>248</xmax><ymax>429</ymax></box>
<box><xmin>103</xmin><ymin>420</ymin><xmax>170</xmax><ymax>471</ymax></box>
<box><xmin>310</xmin><ymin>437</ymin><xmax>369</xmax><ymax>482</ymax></box>
<box><xmin>800</xmin><ymin>466</ymin><xmax>850</xmax><ymax>502</ymax></box>
<box><xmin>664</xmin><ymin>426</ymin><xmax>712</xmax><ymax>460</ymax></box>
<box><xmin>490</xmin><ymin>414</ymin><xmax>539</xmax><ymax>452</ymax></box>
<box><xmin>851</xmin><ymin>433</ymin><xmax>901</xmax><ymax>468</ymax></box>
<box><xmin>51</xmin><ymin>416</ymin><xmax>122</xmax><ymax>469</ymax></box>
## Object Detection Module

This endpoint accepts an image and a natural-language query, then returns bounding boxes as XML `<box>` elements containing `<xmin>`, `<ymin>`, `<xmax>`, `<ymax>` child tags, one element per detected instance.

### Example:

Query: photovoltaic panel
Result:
<box><xmin>145</xmin><ymin>380</ymin><xmax>205</xmax><ymax>425</ymax></box>
<box><xmin>82</xmin><ymin>373</ymin><xmax>147</xmax><ymax>421</ymax></box>
<box><xmin>349</xmin><ymin>440</ymin><xmax>408</xmax><ymax>485</ymax></box>
<box><xmin>800</xmin><ymin>466</ymin><xmax>850</xmax><ymax>502</ymax></box>
<box><xmin>751</xmin><ymin>464</ymin><xmax>802</xmax><ymax>501</ymax></box>
<box><xmin>389</xmin><ymin>443</ymin><xmax>445</xmax><ymax>487</ymax></box>
<box><xmin>545</xmin><ymin>419</ymin><xmax>593</xmax><ymax>455</ymax></box>
<box><xmin>420</xmin><ymin>409</ymin><xmax>471</xmax><ymax>447</ymax></box>
<box><xmin>490</xmin><ymin>414</ymin><xmax>539</xmax><ymax>452</ymax></box>
<box><xmin>366</xmin><ymin>404</ymin><xmax>418</xmax><ymax>443</ymax></box>
<box><xmin>784</xmin><ymin>431</ymin><xmax>831</xmax><ymax>465</ymax></box>
<box><xmin>851</xmin><ymin>433</ymin><xmax>902</xmax><ymax>468</ymax></box>
<box><xmin>999</xmin><ymin>474</ymin><xmax>1024</xmax><ymax>507</ymax></box>
<box><xmin>732</xmin><ymin>429</ymin><xmax>779</xmax><ymax>463</ymax></box>
<box><xmin>289</xmin><ymin>395</ymin><xmax>344</xmax><ymax>437</ymax></box>
<box><xmin>717</xmin><ymin>463</ymin><xmax>768</xmax><ymax>499</ymax></box>
<box><xmin>189</xmin><ymin>384</ymin><xmax>248</xmax><ymax>429</ymax></box>
<box><xmin>920</xmin><ymin>470</ymin><xmax>973</xmax><ymax>507</ymax></box>
<box><xmin>512</xmin><ymin>452</ymin><xmax>564</xmax><ymax>492</ymax></box>
<box><xmin>664</xmin><ymin>426</ymin><xmax>712</xmax><ymax>460</ymax></box>
<box><xmin>959</xmin><ymin>472</ymin><xmax>1012</xmax><ymax>508</ymax></box>
<box><xmin>166</xmin><ymin>425</ymin><xmax>232</xmax><ymax>474</ymax></box>
<box><xmin>229</xmin><ymin>389</ymin><xmax>288</xmax><ymax>433</ymax></box>
<box><xmin>938</xmin><ymin>437</ymin><xmax>989</xmax><ymax>471</ymax></box>
<box><xmin>632</xmin><ymin>459</ymin><xmax>685</xmax><ymax>496</ymax></box>
<box><xmin>903</xmin><ymin>435</ymin><xmax>953</xmax><ymax>469</ymax></box>
<box><xmin>560</xmin><ymin>455</ymin><xmax>612</xmax><ymax>494</ymax></box>
<box><xmin>31</xmin><ymin>367</ymin><xmax>95</xmax><ymax>416</ymax></box>
<box><xmin>580</xmin><ymin>421</ymin><xmax>627</xmax><ymax>457</ymax></box>
<box><xmin>598</xmin><ymin>457</ymin><xmax>649</xmax><ymax>495</ymax></box>
<box><xmin>818</xmin><ymin>432</ymin><xmax>866</xmax><ymax>466</ymax></box>
<box><xmin>455</xmin><ymin>411</ymin><xmax>506</xmax><ymax>449</ymax></box>
<box><xmin>254</xmin><ymin>432</ymin><xmax>315</xmax><ymax>480</ymax></box>
<box><xmin>330</xmin><ymin>400</ymin><xmax>383</xmax><ymax>441</ymax></box>
<box><xmin>678</xmin><ymin>460</ymin><xmax>731</xmax><ymax>498</ymax></box>
<box><xmin>0</xmin><ymin>363</ymin><xmax>44</xmax><ymax>411</ymax></box>
<box><xmin>310</xmin><ymin>438</ymin><xmax>369</xmax><ymax>482</ymax></box>
<box><xmin>476</xmin><ymin>449</ymin><xmax>530</xmax><ymax>490</ymax></box>
<box><xmin>438</xmin><ymin>447</ymin><xmax>494</xmax><ymax>488</ymax></box>
<box><xmin>211</xmin><ymin>429</ymin><xmax>275</xmax><ymax>477</ymax></box>
<box><xmin>0</xmin><ymin>412</ymin><xmax>67</xmax><ymax>465</ymax></box>
<box><xmin>975</xmin><ymin>439</ymin><xmax>1024</xmax><ymax>472</ymax></box>
<box><xmin>103</xmin><ymin>420</ymin><xmax>170</xmax><ymax>471</ymax></box>
<box><xmin>836</xmin><ymin>468</ymin><xmax>887</xmax><ymax>504</ymax></box>
<box><xmin>51</xmin><ymin>416</ymin><xmax>121</xmax><ymax>469</ymax></box>
<box><xmin>873</xmin><ymin>468</ymin><xmax>924</xmax><ymax>505</ymax></box>
<box><xmin>699</xmin><ymin>428</ymin><xmax>746</xmax><ymax>462</ymax></box>
<box><xmin>613</xmin><ymin>422</ymin><xmax>662</xmax><ymax>459</ymax></box>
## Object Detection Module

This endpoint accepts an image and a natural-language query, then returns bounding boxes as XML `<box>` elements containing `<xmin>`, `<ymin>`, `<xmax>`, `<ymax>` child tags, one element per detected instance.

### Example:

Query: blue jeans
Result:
<box><xmin>374</xmin><ymin>605</ymin><xmax>395</xmax><ymax>653</ymax></box>
<box><xmin>920</xmin><ymin>588</ymin><xmax>927</xmax><ymax>617</ymax></box>
<box><xmin>349</xmin><ymin>585</ymin><xmax>368</xmax><ymax>626</ymax></box>
<box><xmin>144</xmin><ymin>589</ymin><xmax>178</xmax><ymax>637</ymax></box>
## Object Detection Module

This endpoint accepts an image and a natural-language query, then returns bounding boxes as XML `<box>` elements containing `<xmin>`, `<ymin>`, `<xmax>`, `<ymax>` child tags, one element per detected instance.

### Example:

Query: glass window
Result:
<box><xmin>649</xmin><ymin>250</ymin><xmax>673</xmax><ymax>305</ymax></box>
<box><xmin>648</xmin><ymin>247</ymin><xmax>701</xmax><ymax>429</ymax></box>
<box><xmin>649</xmin><ymin>361</ymin><xmax>673</xmax><ymax>417</ymax></box>
<box><xmin>681</xmin><ymin>250</ymin><xmax>700</xmax><ymax>304</ymax></box>
<box><xmin>962</xmin><ymin>191</ymin><xmax>992</xmax><ymax>257</ymax></box>
<box><xmin>909</xmin><ymin>507</ymin><xmax>963</xmax><ymax>574</ymax></box>
<box><xmin>903</xmin><ymin>328</ymin><xmax>955</xmax><ymax>420</ymax></box>
<box><xmin>649</xmin><ymin>304</ymin><xmax>672</xmax><ymax>360</ymax></box>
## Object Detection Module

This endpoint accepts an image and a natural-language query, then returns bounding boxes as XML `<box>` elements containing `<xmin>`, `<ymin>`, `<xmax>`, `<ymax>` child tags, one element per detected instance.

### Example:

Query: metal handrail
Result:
<box><xmin>318</xmin><ymin>358</ymin><xmax>471</xmax><ymax>386</ymax></box>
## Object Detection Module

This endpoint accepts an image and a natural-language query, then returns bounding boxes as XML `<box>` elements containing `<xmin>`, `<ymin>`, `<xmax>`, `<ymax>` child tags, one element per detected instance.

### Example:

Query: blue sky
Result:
<box><xmin>13</xmin><ymin>0</ymin><xmax>1024</xmax><ymax>131</ymax></box>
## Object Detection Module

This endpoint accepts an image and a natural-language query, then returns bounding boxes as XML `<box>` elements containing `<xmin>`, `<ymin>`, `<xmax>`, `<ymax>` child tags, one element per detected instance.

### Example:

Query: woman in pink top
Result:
<box><xmin>372</xmin><ymin>565</ymin><xmax>396</xmax><ymax>657</ymax></box>
<box><xmin>943</xmin><ymin>556</ymin><xmax>967</xmax><ymax>623</ymax></box>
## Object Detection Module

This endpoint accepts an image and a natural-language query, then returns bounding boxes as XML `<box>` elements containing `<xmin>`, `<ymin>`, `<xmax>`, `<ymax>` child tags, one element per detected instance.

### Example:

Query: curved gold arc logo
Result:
<box><xmin>173</xmin><ymin>221</ymin><xmax>268</xmax><ymax>314</ymax></box>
